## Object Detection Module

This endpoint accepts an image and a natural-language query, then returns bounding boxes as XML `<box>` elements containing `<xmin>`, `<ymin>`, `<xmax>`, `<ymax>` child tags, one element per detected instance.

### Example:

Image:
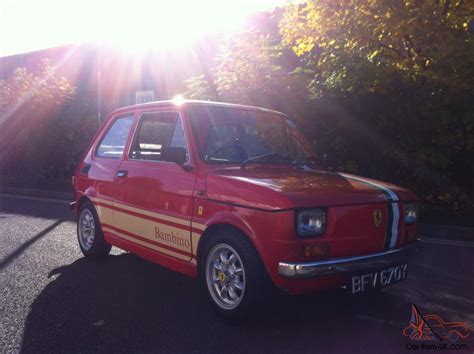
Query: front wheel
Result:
<box><xmin>77</xmin><ymin>201</ymin><xmax>111</xmax><ymax>259</ymax></box>
<box><xmin>200</xmin><ymin>229</ymin><xmax>272</xmax><ymax>319</ymax></box>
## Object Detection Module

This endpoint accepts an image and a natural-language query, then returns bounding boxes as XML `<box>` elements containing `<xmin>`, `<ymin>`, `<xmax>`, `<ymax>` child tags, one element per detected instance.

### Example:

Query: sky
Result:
<box><xmin>0</xmin><ymin>0</ymin><xmax>286</xmax><ymax>57</ymax></box>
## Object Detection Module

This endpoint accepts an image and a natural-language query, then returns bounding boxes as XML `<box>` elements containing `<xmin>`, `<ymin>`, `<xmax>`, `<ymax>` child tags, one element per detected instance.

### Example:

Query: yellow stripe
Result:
<box><xmin>96</xmin><ymin>204</ymin><xmax>114</xmax><ymax>225</ymax></box>
<box><xmin>113</xmin><ymin>209</ymin><xmax>192</xmax><ymax>253</ymax></box>
<box><xmin>90</xmin><ymin>196</ymin><xmax>206</xmax><ymax>231</ymax></box>
<box><xmin>191</xmin><ymin>232</ymin><xmax>202</xmax><ymax>256</ymax></box>
<box><xmin>102</xmin><ymin>227</ymin><xmax>190</xmax><ymax>261</ymax></box>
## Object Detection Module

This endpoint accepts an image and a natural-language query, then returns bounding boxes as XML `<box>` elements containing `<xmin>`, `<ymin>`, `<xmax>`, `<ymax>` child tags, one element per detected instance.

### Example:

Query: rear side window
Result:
<box><xmin>130</xmin><ymin>112</ymin><xmax>188</xmax><ymax>161</ymax></box>
<box><xmin>96</xmin><ymin>116</ymin><xmax>134</xmax><ymax>158</ymax></box>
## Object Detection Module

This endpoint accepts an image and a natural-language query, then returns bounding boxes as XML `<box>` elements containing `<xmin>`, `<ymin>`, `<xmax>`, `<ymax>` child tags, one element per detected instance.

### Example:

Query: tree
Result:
<box><xmin>0</xmin><ymin>58</ymin><xmax>75</xmax><ymax>120</ymax></box>
<box><xmin>0</xmin><ymin>59</ymin><xmax>78</xmax><ymax>189</ymax></box>
<box><xmin>185</xmin><ymin>21</ymin><xmax>313</xmax><ymax>123</ymax></box>
<box><xmin>280</xmin><ymin>0</ymin><xmax>474</xmax><ymax>95</ymax></box>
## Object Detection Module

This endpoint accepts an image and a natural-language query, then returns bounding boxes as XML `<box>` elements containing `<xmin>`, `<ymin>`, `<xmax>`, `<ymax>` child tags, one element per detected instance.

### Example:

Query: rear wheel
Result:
<box><xmin>77</xmin><ymin>201</ymin><xmax>111</xmax><ymax>259</ymax></box>
<box><xmin>200</xmin><ymin>228</ymin><xmax>272</xmax><ymax>319</ymax></box>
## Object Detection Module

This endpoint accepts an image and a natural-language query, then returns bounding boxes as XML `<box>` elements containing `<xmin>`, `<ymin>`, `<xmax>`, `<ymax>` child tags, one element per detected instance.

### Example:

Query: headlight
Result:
<box><xmin>296</xmin><ymin>208</ymin><xmax>327</xmax><ymax>237</ymax></box>
<box><xmin>404</xmin><ymin>203</ymin><xmax>418</xmax><ymax>224</ymax></box>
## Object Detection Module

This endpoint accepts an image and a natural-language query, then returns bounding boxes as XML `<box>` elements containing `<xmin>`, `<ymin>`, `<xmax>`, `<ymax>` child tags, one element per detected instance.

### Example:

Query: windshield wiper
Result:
<box><xmin>291</xmin><ymin>156</ymin><xmax>323</xmax><ymax>168</ymax></box>
<box><xmin>241</xmin><ymin>153</ymin><xmax>290</xmax><ymax>170</ymax></box>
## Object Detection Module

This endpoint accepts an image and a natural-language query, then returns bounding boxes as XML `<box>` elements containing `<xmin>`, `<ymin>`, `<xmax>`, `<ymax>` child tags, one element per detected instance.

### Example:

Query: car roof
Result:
<box><xmin>110</xmin><ymin>100</ymin><xmax>285</xmax><ymax>117</ymax></box>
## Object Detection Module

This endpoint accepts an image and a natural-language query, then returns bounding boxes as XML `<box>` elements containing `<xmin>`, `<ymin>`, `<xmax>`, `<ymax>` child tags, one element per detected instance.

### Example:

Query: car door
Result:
<box><xmin>87</xmin><ymin>113</ymin><xmax>135</xmax><ymax>220</ymax></box>
<box><xmin>112</xmin><ymin>110</ymin><xmax>196</xmax><ymax>263</ymax></box>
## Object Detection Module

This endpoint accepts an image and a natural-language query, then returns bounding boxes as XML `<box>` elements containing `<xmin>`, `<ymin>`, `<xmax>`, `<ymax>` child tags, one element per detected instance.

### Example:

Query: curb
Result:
<box><xmin>419</xmin><ymin>223</ymin><xmax>474</xmax><ymax>242</ymax></box>
<box><xmin>0</xmin><ymin>186</ymin><xmax>72</xmax><ymax>201</ymax></box>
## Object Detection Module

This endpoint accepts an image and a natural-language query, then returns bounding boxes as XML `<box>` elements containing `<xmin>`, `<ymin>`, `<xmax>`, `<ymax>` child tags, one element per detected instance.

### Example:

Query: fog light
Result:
<box><xmin>303</xmin><ymin>244</ymin><xmax>330</xmax><ymax>258</ymax></box>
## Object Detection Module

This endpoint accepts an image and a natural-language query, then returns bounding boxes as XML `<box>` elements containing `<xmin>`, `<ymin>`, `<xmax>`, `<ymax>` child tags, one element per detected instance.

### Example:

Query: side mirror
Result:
<box><xmin>161</xmin><ymin>147</ymin><xmax>187</xmax><ymax>166</ymax></box>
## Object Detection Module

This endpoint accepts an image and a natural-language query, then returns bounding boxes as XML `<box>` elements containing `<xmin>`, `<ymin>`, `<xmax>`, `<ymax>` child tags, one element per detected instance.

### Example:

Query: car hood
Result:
<box><xmin>205</xmin><ymin>166</ymin><xmax>418</xmax><ymax>211</ymax></box>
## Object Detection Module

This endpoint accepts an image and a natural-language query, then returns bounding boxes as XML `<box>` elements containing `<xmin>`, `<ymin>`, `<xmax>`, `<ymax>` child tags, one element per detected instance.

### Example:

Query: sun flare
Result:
<box><xmin>0</xmin><ymin>0</ymin><xmax>284</xmax><ymax>56</ymax></box>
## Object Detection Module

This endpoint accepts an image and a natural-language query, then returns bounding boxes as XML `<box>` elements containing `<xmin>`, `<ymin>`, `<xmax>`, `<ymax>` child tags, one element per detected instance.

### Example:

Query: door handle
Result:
<box><xmin>116</xmin><ymin>170</ymin><xmax>128</xmax><ymax>178</ymax></box>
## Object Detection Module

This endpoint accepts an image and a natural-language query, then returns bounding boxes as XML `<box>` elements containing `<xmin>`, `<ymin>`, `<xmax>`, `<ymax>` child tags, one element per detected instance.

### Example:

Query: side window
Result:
<box><xmin>169</xmin><ymin>118</ymin><xmax>189</xmax><ymax>160</ymax></box>
<box><xmin>96</xmin><ymin>116</ymin><xmax>134</xmax><ymax>158</ymax></box>
<box><xmin>130</xmin><ymin>112</ymin><xmax>187</xmax><ymax>161</ymax></box>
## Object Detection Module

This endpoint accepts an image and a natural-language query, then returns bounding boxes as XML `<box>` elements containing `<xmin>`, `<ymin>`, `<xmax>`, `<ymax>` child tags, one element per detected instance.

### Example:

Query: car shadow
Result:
<box><xmin>20</xmin><ymin>253</ymin><xmax>422</xmax><ymax>354</ymax></box>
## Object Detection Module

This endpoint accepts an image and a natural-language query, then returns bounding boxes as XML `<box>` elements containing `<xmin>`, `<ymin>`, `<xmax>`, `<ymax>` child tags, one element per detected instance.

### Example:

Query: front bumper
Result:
<box><xmin>278</xmin><ymin>242</ymin><xmax>419</xmax><ymax>278</ymax></box>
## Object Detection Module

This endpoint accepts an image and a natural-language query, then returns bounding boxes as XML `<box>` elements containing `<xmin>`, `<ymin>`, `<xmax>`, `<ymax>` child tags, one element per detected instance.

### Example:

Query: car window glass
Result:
<box><xmin>169</xmin><ymin>118</ymin><xmax>189</xmax><ymax>160</ymax></box>
<box><xmin>189</xmin><ymin>106</ymin><xmax>314</xmax><ymax>163</ymax></box>
<box><xmin>96</xmin><ymin>116</ymin><xmax>134</xmax><ymax>158</ymax></box>
<box><xmin>204</xmin><ymin>124</ymin><xmax>243</xmax><ymax>162</ymax></box>
<box><xmin>130</xmin><ymin>112</ymin><xmax>181</xmax><ymax>161</ymax></box>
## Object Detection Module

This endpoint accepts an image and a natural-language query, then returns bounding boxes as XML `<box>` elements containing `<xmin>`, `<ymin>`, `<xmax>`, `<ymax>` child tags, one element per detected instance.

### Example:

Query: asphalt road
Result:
<box><xmin>1</xmin><ymin>195</ymin><xmax>473</xmax><ymax>354</ymax></box>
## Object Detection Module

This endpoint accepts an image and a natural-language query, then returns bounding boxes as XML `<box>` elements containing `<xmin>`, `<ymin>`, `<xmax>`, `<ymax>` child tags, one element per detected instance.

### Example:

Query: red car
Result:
<box><xmin>71</xmin><ymin>100</ymin><xmax>420</xmax><ymax>318</ymax></box>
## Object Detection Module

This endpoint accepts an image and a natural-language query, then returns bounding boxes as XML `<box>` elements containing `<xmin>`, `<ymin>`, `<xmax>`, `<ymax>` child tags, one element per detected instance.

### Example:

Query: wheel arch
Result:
<box><xmin>77</xmin><ymin>195</ymin><xmax>93</xmax><ymax>211</ymax></box>
<box><xmin>196</xmin><ymin>223</ymin><xmax>262</xmax><ymax>277</ymax></box>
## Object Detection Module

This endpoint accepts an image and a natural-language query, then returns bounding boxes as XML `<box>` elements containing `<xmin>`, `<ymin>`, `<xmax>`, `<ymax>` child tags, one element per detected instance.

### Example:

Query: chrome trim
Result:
<box><xmin>278</xmin><ymin>242</ymin><xmax>419</xmax><ymax>278</ymax></box>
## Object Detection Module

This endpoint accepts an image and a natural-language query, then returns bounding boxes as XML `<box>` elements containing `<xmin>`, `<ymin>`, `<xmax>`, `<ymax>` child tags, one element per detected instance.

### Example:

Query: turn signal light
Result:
<box><xmin>303</xmin><ymin>244</ymin><xmax>330</xmax><ymax>258</ymax></box>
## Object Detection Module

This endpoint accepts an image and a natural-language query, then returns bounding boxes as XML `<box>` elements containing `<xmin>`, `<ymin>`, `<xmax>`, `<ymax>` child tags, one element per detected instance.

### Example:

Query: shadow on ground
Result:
<box><xmin>20</xmin><ymin>253</ymin><xmax>423</xmax><ymax>354</ymax></box>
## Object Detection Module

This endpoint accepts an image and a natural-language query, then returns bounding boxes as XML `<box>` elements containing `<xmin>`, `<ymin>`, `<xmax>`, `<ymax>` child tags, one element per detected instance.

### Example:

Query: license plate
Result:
<box><xmin>351</xmin><ymin>263</ymin><xmax>408</xmax><ymax>294</ymax></box>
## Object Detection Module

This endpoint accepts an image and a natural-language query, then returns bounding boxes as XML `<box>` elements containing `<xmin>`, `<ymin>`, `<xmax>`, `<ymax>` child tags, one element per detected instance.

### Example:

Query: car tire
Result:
<box><xmin>200</xmin><ymin>227</ymin><xmax>273</xmax><ymax>320</ymax></box>
<box><xmin>77</xmin><ymin>201</ymin><xmax>111</xmax><ymax>259</ymax></box>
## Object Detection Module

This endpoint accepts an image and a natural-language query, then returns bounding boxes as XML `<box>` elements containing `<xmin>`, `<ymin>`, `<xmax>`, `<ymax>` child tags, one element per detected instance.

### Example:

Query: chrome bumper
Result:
<box><xmin>278</xmin><ymin>242</ymin><xmax>420</xmax><ymax>278</ymax></box>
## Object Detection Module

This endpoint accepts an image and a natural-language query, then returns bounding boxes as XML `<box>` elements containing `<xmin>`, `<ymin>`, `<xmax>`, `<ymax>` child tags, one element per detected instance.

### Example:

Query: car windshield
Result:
<box><xmin>189</xmin><ymin>105</ymin><xmax>315</xmax><ymax>164</ymax></box>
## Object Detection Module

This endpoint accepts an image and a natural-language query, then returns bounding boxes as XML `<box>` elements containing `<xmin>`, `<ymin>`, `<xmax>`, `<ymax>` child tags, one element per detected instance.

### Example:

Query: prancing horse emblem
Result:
<box><xmin>373</xmin><ymin>209</ymin><xmax>382</xmax><ymax>227</ymax></box>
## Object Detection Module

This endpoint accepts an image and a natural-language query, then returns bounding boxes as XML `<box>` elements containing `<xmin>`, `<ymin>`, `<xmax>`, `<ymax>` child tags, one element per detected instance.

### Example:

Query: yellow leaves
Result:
<box><xmin>293</xmin><ymin>41</ymin><xmax>315</xmax><ymax>57</ymax></box>
<box><xmin>1</xmin><ymin>59</ymin><xmax>76</xmax><ymax>116</ymax></box>
<box><xmin>368</xmin><ymin>50</ymin><xmax>379</xmax><ymax>61</ymax></box>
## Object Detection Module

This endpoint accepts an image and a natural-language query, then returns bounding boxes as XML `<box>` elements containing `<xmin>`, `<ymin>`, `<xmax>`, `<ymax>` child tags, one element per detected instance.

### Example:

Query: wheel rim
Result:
<box><xmin>206</xmin><ymin>243</ymin><xmax>246</xmax><ymax>310</ymax></box>
<box><xmin>78</xmin><ymin>209</ymin><xmax>95</xmax><ymax>251</ymax></box>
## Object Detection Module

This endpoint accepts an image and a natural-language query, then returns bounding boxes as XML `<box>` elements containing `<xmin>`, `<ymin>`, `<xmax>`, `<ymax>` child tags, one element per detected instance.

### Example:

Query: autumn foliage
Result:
<box><xmin>0</xmin><ymin>59</ymin><xmax>97</xmax><ymax>190</ymax></box>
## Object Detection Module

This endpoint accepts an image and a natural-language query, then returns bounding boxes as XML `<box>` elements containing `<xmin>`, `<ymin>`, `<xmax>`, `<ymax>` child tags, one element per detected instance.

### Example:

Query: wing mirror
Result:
<box><xmin>161</xmin><ymin>147</ymin><xmax>192</xmax><ymax>170</ymax></box>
